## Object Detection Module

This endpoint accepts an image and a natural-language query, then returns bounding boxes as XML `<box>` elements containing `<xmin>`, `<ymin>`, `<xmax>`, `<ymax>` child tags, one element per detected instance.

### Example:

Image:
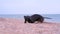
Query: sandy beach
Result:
<box><xmin>0</xmin><ymin>18</ymin><xmax>60</xmax><ymax>34</ymax></box>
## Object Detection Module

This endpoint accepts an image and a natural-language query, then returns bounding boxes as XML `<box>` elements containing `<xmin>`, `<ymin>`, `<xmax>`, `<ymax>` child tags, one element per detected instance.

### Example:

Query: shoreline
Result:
<box><xmin>0</xmin><ymin>17</ymin><xmax>59</xmax><ymax>23</ymax></box>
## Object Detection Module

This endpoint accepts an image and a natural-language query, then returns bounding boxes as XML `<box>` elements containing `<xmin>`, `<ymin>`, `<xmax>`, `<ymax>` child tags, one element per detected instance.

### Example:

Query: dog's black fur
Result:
<box><xmin>24</xmin><ymin>14</ymin><xmax>44</xmax><ymax>23</ymax></box>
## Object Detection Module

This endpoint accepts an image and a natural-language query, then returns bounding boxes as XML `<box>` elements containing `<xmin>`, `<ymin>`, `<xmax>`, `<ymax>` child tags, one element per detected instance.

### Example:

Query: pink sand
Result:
<box><xmin>0</xmin><ymin>18</ymin><xmax>60</xmax><ymax>34</ymax></box>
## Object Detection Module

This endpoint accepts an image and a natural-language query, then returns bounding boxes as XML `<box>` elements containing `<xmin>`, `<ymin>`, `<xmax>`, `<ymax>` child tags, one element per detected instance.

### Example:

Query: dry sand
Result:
<box><xmin>0</xmin><ymin>18</ymin><xmax>60</xmax><ymax>34</ymax></box>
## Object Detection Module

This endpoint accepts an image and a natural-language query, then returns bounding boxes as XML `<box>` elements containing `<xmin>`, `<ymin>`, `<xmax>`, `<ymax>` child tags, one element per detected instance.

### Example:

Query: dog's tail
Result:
<box><xmin>44</xmin><ymin>17</ymin><xmax>52</xmax><ymax>19</ymax></box>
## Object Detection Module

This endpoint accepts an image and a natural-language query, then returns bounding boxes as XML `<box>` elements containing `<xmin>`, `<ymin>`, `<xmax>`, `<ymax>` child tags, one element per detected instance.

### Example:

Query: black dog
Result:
<box><xmin>24</xmin><ymin>14</ymin><xmax>44</xmax><ymax>23</ymax></box>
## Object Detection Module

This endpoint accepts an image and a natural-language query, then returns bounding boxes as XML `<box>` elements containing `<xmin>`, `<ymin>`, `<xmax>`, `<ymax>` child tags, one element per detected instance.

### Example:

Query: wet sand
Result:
<box><xmin>0</xmin><ymin>18</ymin><xmax>60</xmax><ymax>34</ymax></box>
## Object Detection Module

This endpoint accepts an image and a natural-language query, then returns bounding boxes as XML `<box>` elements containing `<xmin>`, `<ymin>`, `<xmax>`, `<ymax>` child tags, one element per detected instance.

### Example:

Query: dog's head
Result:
<box><xmin>24</xmin><ymin>16</ymin><xmax>30</xmax><ymax>21</ymax></box>
<box><xmin>24</xmin><ymin>16</ymin><xmax>34</xmax><ymax>23</ymax></box>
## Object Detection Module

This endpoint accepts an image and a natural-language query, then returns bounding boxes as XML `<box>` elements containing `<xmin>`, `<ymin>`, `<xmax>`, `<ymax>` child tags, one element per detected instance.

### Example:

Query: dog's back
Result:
<box><xmin>30</xmin><ymin>14</ymin><xmax>44</xmax><ymax>22</ymax></box>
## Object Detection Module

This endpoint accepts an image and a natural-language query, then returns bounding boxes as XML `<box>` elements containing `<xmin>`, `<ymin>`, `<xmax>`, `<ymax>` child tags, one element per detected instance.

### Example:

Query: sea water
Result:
<box><xmin>0</xmin><ymin>14</ymin><xmax>60</xmax><ymax>23</ymax></box>
<box><xmin>42</xmin><ymin>14</ymin><xmax>60</xmax><ymax>23</ymax></box>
